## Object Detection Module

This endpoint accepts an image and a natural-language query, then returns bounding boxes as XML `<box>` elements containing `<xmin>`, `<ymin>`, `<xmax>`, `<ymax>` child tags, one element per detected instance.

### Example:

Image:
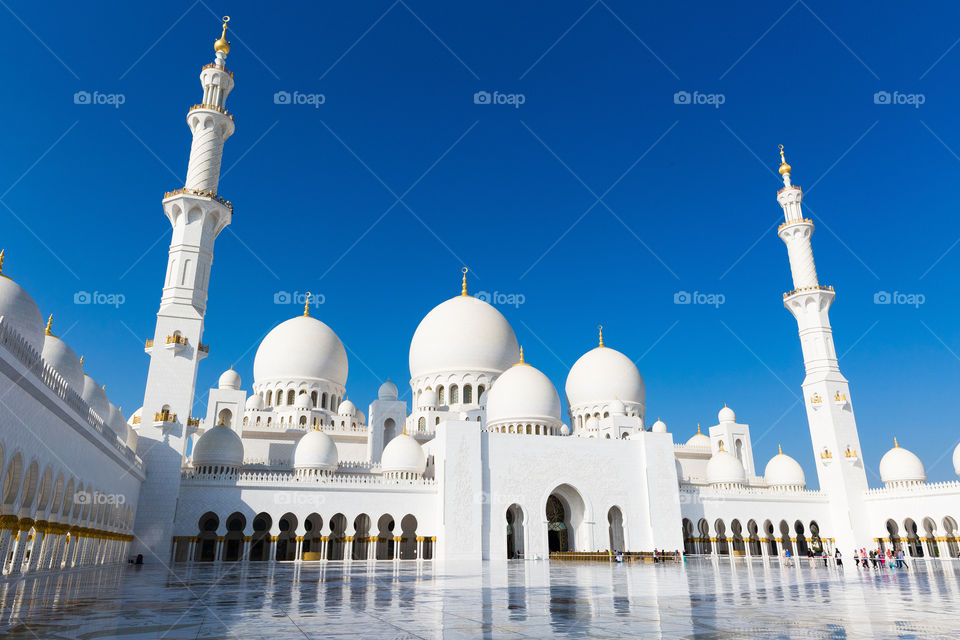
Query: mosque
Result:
<box><xmin>0</xmin><ymin>18</ymin><xmax>959</xmax><ymax>575</ymax></box>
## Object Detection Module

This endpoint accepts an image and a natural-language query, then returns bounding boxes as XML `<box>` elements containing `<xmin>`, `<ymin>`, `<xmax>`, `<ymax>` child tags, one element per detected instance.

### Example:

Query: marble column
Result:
<box><xmin>0</xmin><ymin>518</ymin><xmax>18</xmax><ymax>573</ymax></box>
<box><xmin>7</xmin><ymin>521</ymin><xmax>33</xmax><ymax>576</ymax></box>
<box><xmin>25</xmin><ymin>523</ymin><xmax>46</xmax><ymax>573</ymax></box>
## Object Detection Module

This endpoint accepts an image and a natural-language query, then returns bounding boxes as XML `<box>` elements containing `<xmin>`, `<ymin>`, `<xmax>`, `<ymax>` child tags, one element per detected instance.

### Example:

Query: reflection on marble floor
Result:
<box><xmin>1</xmin><ymin>557</ymin><xmax>960</xmax><ymax>639</ymax></box>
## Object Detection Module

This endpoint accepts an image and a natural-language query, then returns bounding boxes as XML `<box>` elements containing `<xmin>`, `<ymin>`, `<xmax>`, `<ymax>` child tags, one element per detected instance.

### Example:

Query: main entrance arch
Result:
<box><xmin>545</xmin><ymin>484</ymin><xmax>587</xmax><ymax>553</ymax></box>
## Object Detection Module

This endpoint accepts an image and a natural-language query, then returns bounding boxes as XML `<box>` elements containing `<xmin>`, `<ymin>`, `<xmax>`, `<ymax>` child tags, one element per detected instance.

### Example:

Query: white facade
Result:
<box><xmin>2</xmin><ymin>21</ymin><xmax>960</xmax><ymax>579</ymax></box>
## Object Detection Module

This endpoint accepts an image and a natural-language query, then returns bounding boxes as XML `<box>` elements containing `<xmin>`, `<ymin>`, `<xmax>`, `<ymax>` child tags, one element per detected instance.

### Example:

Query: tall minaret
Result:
<box><xmin>132</xmin><ymin>17</ymin><xmax>236</xmax><ymax>560</ymax></box>
<box><xmin>776</xmin><ymin>146</ymin><xmax>869</xmax><ymax>552</ymax></box>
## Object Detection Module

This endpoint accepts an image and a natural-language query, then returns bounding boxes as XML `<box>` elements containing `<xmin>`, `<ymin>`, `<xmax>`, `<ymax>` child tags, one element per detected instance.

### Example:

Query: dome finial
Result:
<box><xmin>45</xmin><ymin>314</ymin><xmax>53</xmax><ymax>336</ymax></box>
<box><xmin>303</xmin><ymin>292</ymin><xmax>311</xmax><ymax>317</ymax></box>
<box><xmin>894</xmin><ymin>437</ymin><xmax>899</xmax><ymax>448</ymax></box>
<box><xmin>519</xmin><ymin>345</ymin><xmax>524</xmax><ymax>363</ymax></box>
<box><xmin>460</xmin><ymin>267</ymin><xmax>469</xmax><ymax>296</ymax></box>
<box><xmin>598</xmin><ymin>324</ymin><xmax>604</xmax><ymax>348</ymax></box>
<box><xmin>696</xmin><ymin>423</ymin><xmax>701</xmax><ymax>435</ymax></box>
<box><xmin>0</xmin><ymin>248</ymin><xmax>5</xmax><ymax>275</ymax></box>
<box><xmin>778</xmin><ymin>443</ymin><xmax>783</xmax><ymax>455</ymax></box>
<box><xmin>79</xmin><ymin>355</ymin><xmax>84</xmax><ymax>366</ymax></box>
<box><xmin>778</xmin><ymin>144</ymin><xmax>792</xmax><ymax>176</ymax></box>
<box><xmin>214</xmin><ymin>16</ymin><xmax>231</xmax><ymax>55</ymax></box>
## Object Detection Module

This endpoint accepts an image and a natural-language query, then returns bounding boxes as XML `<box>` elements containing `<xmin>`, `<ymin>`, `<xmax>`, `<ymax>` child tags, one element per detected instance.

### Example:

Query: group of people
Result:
<box><xmin>854</xmin><ymin>547</ymin><xmax>909</xmax><ymax>569</ymax></box>
<box><xmin>781</xmin><ymin>548</ymin><xmax>842</xmax><ymax>567</ymax></box>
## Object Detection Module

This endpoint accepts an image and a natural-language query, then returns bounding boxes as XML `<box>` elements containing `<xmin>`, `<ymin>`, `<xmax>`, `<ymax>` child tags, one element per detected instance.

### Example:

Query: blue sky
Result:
<box><xmin>1</xmin><ymin>1</ymin><xmax>959</xmax><ymax>487</ymax></box>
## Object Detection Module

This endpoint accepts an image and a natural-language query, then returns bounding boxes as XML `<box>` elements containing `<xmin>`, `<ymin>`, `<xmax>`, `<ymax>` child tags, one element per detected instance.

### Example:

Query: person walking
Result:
<box><xmin>835</xmin><ymin>549</ymin><xmax>843</xmax><ymax>567</ymax></box>
<box><xmin>898</xmin><ymin>548</ymin><xmax>908</xmax><ymax>569</ymax></box>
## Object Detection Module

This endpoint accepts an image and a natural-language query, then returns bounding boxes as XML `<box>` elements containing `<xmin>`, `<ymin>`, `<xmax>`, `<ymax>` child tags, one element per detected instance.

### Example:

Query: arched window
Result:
<box><xmin>418</xmin><ymin>417</ymin><xmax>426</xmax><ymax>431</ymax></box>
<box><xmin>437</xmin><ymin>386</ymin><xmax>445</xmax><ymax>405</ymax></box>
<box><xmin>266</xmin><ymin>390</ymin><xmax>273</xmax><ymax>406</ymax></box>
<box><xmin>449</xmin><ymin>385</ymin><xmax>459</xmax><ymax>404</ymax></box>
<box><xmin>256</xmin><ymin>416</ymin><xmax>261</xmax><ymax>425</ymax></box>
<box><xmin>735</xmin><ymin>439</ymin><xmax>744</xmax><ymax>462</ymax></box>
<box><xmin>463</xmin><ymin>385</ymin><xmax>472</xmax><ymax>404</ymax></box>
<box><xmin>311</xmin><ymin>391</ymin><xmax>318</xmax><ymax>408</ymax></box>
<box><xmin>275</xmin><ymin>391</ymin><xmax>283</xmax><ymax>406</ymax></box>
<box><xmin>477</xmin><ymin>385</ymin><xmax>485</xmax><ymax>400</ymax></box>
<box><xmin>321</xmin><ymin>392</ymin><xmax>328</xmax><ymax>409</ymax></box>
<box><xmin>435</xmin><ymin>417</ymin><xmax>440</xmax><ymax>425</ymax></box>
<box><xmin>299</xmin><ymin>416</ymin><xmax>307</xmax><ymax>426</ymax></box>
<box><xmin>287</xmin><ymin>390</ymin><xmax>295</xmax><ymax>405</ymax></box>
<box><xmin>267</xmin><ymin>417</ymin><xmax>272</xmax><ymax>426</ymax></box>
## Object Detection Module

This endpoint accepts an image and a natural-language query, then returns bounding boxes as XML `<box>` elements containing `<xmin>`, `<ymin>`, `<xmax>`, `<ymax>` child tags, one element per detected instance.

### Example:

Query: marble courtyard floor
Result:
<box><xmin>1</xmin><ymin>557</ymin><xmax>959</xmax><ymax>639</ymax></box>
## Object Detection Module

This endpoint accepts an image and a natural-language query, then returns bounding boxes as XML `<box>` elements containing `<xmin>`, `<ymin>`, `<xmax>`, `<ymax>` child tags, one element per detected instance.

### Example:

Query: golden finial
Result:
<box><xmin>696</xmin><ymin>423</ymin><xmax>702</xmax><ymax>435</ymax></box>
<box><xmin>778</xmin><ymin>443</ymin><xmax>783</xmax><ymax>455</ymax></box>
<box><xmin>598</xmin><ymin>325</ymin><xmax>604</xmax><ymax>348</ymax></box>
<box><xmin>517</xmin><ymin>345</ymin><xmax>528</xmax><ymax>366</ymax></box>
<box><xmin>894</xmin><ymin>437</ymin><xmax>899</xmax><ymax>449</ymax></box>
<box><xmin>460</xmin><ymin>267</ymin><xmax>469</xmax><ymax>296</ymax></box>
<box><xmin>0</xmin><ymin>248</ymin><xmax>5</xmax><ymax>275</ymax></box>
<box><xmin>45</xmin><ymin>314</ymin><xmax>53</xmax><ymax>336</ymax></box>
<box><xmin>303</xmin><ymin>292</ymin><xmax>311</xmax><ymax>317</ymax></box>
<box><xmin>79</xmin><ymin>355</ymin><xmax>84</xmax><ymax>366</ymax></box>
<box><xmin>778</xmin><ymin>144</ymin><xmax>792</xmax><ymax>176</ymax></box>
<box><xmin>214</xmin><ymin>16</ymin><xmax>231</xmax><ymax>55</ymax></box>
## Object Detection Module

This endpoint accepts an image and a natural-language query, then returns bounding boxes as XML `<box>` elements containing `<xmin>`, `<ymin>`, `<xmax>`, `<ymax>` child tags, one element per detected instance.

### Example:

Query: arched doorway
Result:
<box><xmin>943</xmin><ymin>517</ymin><xmax>960</xmax><ymax>558</ymax></box>
<box><xmin>885</xmin><ymin>518</ymin><xmax>899</xmax><ymax>552</ymax></box>
<box><xmin>383</xmin><ymin>418</ymin><xmax>396</xmax><ymax>443</ymax></box>
<box><xmin>747</xmin><ymin>520</ymin><xmax>761</xmax><ymax>556</ymax></box>
<box><xmin>778</xmin><ymin>521</ymin><xmax>792</xmax><ymax>556</ymax></box>
<box><xmin>249</xmin><ymin>513</ymin><xmax>272</xmax><ymax>561</ymax></box>
<box><xmin>608</xmin><ymin>507</ymin><xmax>625</xmax><ymax>552</ymax></box>
<box><xmin>809</xmin><ymin>521</ymin><xmax>823</xmax><ymax>553</ymax></box>
<box><xmin>731</xmin><ymin>520</ymin><xmax>745</xmax><ymax>555</ymax></box>
<box><xmin>196</xmin><ymin>512</ymin><xmax>219</xmax><ymax>561</ymax></box>
<box><xmin>353</xmin><ymin>514</ymin><xmax>372</xmax><ymax>560</ymax></box>
<box><xmin>376</xmin><ymin>515</ymin><xmax>395</xmax><ymax>560</ymax></box>
<box><xmin>545</xmin><ymin>485</ymin><xmax>586</xmax><ymax>553</ymax></box>
<box><xmin>506</xmin><ymin>504</ymin><xmax>525</xmax><ymax>559</ymax></box>
<box><xmin>923</xmin><ymin>517</ymin><xmax>939</xmax><ymax>557</ymax></box>
<box><xmin>682</xmin><ymin>518</ymin><xmax>695</xmax><ymax>555</ymax></box>
<box><xmin>399</xmin><ymin>515</ymin><xmax>418</xmax><ymax>559</ymax></box>
<box><xmin>904</xmin><ymin>518</ymin><xmax>923</xmax><ymax>557</ymax></box>
<box><xmin>223</xmin><ymin>512</ymin><xmax>245</xmax><ymax>561</ymax></box>
<box><xmin>715</xmin><ymin>520</ymin><xmax>729</xmax><ymax>555</ymax></box>
<box><xmin>764</xmin><ymin>520</ymin><xmax>777</xmax><ymax>556</ymax></box>
<box><xmin>276</xmin><ymin>513</ymin><xmax>298</xmax><ymax>561</ymax></box>
<box><xmin>303</xmin><ymin>513</ymin><xmax>323</xmax><ymax>560</ymax></box>
<box><xmin>328</xmin><ymin>513</ymin><xmax>348</xmax><ymax>560</ymax></box>
<box><xmin>697</xmin><ymin>519</ymin><xmax>711</xmax><ymax>555</ymax></box>
<box><xmin>794</xmin><ymin>521</ymin><xmax>808</xmax><ymax>556</ymax></box>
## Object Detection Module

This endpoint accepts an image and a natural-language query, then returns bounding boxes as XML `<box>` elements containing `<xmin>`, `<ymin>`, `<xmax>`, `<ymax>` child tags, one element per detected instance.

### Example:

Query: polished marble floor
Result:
<box><xmin>1</xmin><ymin>557</ymin><xmax>959</xmax><ymax>639</ymax></box>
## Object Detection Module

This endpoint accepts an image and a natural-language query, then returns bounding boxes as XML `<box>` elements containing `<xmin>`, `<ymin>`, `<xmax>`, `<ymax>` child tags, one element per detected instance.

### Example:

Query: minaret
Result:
<box><xmin>776</xmin><ymin>146</ymin><xmax>869</xmax><ymax>552</ymax></box>
<box><xmin>132</xmin><ymin>17</ymin><xmax>236</xmax><ymax>561</ymax></box>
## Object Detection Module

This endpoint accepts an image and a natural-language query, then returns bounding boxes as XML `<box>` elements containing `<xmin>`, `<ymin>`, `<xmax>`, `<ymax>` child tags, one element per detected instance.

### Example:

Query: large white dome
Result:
<box><xmin>253</xmin><ymin>315</ymin><xmax>347</xmax><ymax>386</ymax></box>
<box><xmin>193</xmin><ymin>425</ymin><xmax>244</xmax><ymax>468</ymax></box>
<box><xmin>706</xmin><ymin>448</ymin><xmax>746</xmax><ymax>486</ymax></box>
<box><xmin>81</xmin><ymin>374</ymin><xmax>109</xmax><ymax>422</ymax></box>
<box><xmin>764</xmin><ymin>447</ymin><xmax>805</xmax><ymax>489</ymax></box>
<box><xmin>293</xmin><ymin>429</ymin><xmax>339</xmax><ymax>471</ymax></box>
<box><xmin>565</xmin><ymin>345</ymin><xmax>645</xmax><ymax>409</ymax></box>
<box><xmin>486</xmin><ymin>360</ymin><xmax>561</xmax><ymax>426</ymax></box>
<box><xmin>42</xmin><ymin>332</ymin><xmax>84</xmax><ymax>391</ymax></box>
<box><xmin>879</xmin><ymin>440</ymin><xmax>926</xmax><ymax>487</ymax></box>
<box><xmin>0</xmin><ymin>270</ymin><xmax>44</xmax><ymax>353</ymax></box>
<box><xmin>409</xmin><ymin>295</ymin><xmax>519</xmax><ymax>379</ymax></box>
<box><xmin>381</xmin><ymin>434</ymin><xmax>426</xmax><ymax>476</ymax></box>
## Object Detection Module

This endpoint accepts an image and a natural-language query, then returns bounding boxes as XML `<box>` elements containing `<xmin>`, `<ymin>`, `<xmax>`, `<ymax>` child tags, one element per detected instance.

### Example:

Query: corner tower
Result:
<box><xmin>776</xmin><ymin>146</ymin><xmax>869</xmax><ymax>551</ymax></box>
<box><xmin>132</xmin><ymin>18</ymin><xmax>236</xmax><ymax>560</ymax></box>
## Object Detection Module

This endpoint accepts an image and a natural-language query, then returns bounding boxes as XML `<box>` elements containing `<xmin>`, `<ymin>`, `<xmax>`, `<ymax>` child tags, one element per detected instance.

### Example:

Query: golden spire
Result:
<box><xmin>460</xmin><ymin>267</ymin><xmax>469</xmax><ymax>296</ymax></box>
<box><xmin>894</xmin><ymin>437</ymin><xmax>899</xmax><ymax>449</ymax></box>
<box><xmin>598</xmin><ymin>325</ymin><xmax>604</xmax><ymax>348</ymax></box>
<box><xmin>45</xmin><ymin>315</ymin><xmax>53</xmax><ymax>336</ymax></box>
<box><xmin>303</xmin><ymin>292</ymin><xmax>311</xmax><ymax>317</ymax></box>
<box><xmin>79</xmin><ymin>355</ymin><xmax>84</xmax><ymax>366</ymax></box>
<box><xmin>778</xmin><ymin>144</ymin><xmax>792</xmax><ymax>176</ymax></box>
<box><xmin>696</xmin><ymin>423</ymin><xmax>701</xmax><ymax>435</ymax></box>
<box><xmin>778</xmin><ymin>443</ymin><xmax>783</xmax><ymax>455</ymax></box>
<box><xmin>0</xmin><ymin>248</ymin><xmax>5</xmax><ymax>275</ymax></box>
<box><xmin>516</xmin><ymin>345</ymin><xmax>528</xmax><ymax>366</ymax></box>
<box><xmin>214</xmin><ymin>16</ymin><xmax>231</xmax><ymax>55</ymax></box>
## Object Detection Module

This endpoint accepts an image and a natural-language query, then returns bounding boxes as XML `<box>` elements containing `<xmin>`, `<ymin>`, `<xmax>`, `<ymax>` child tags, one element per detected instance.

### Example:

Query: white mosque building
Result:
<box><xmin>1</xmin><ymin>19</ymin><xmax>959</xmax><ymax>575</ymax></box>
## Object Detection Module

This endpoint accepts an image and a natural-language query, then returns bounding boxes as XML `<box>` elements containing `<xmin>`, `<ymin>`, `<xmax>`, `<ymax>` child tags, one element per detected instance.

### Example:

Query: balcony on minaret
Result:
<box><xmin>154</xmin><ymin>409</ymin><xmax>177</xmax><ymax>426</ymax></box>
<box><xmin>832</xmin><ymin>391</ymin><xmax>849</xmax><ymax>407</ymax></box>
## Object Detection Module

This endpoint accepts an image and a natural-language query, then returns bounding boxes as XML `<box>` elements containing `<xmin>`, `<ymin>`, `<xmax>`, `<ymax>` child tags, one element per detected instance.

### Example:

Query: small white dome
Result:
<box><xmin>193</xmin><ymin>425</ymin><xmax>244</xmax><ymax>468</ymax></box>
<box><xmin>218</xmin><ymin>368</ymin><xmax>241</xmax><ymax>389</ymax></box>
<box><xmin>718</xmin><ymin>405</ymin><xmax>736</xmax><ymax>423</ymax></box>
<box><xmin>409</xmin><ymin>294</ymin><xmax>519</xmax><ymax>379</ymax></box>
<box><xmin>253</xmin><ymin>315</ymin><xmax>348</xmax><ymax>386</ymax></box>
<box><xmin>42</xmin><ymin>332</ymin><xmax>84</xmax><ymax>391</ymax></box>
<box><xmin>294</xmin><ymin>393</ymin><xmax>312</xmax><ymax>409</ymax></box>
<box><xmin>608</xmin><ymin>398</ymin><xmax>626</xmax><ymax>417</ymax></box>
<box><xmin>560</xmin><ymin>424</ymin><xmax>570</xmax><ymax>436</ymax></box>
<box><xmin>0</xmin><ymin>271</ymin><xmax>44</xmax><ymax>353</ymax></box>
<box><xmin>381</xmin><ymin>433</ymin><xmax>426</xmax><ymax>476</ymax></box>
<box><xmin>585</xmin><ymin>416</ymin><xmax>600</xmax><ymax>432</ymax></box>
<box><xmin>764</xmin><ymin>447</ymin><xmax>805</xmax><ymax>489</ymax></box>
<box><xmin>378</xmin><ymin>380</ymin><xmax>398</xmax><ymax>401</ymax></box>
<box><xmin>685</xmin><ymin>427</ymin><xmax>710</xmax><ymax>448</ymax></box>
<box><xmin>106</xmin><ymin>403</ymin><xmax>127</xmax><ymax>439</ymax></box>
<box><xmin>81</xmin><ymin>375</ymin><xmax>110</xmax><ymax>422</ymax></box>
<box><xmin>879</xmin><ymin>440</ymin><xmax>926</xmax><ymax>487</ymax></box>
<box><xmin>706</xmin><ymin>448</ymin><xmax>746</xmax><ymax>486</ymax></box>
<box><xmin>293</xmin><ymin>429</ymin><xmax>339</xmax><ymax>471</ymax></box>
<box><xmin>485</xmin><ymin>361</ymin><xmax>561</xmax><ymax>427</ymax></box>
<box><xmin>953</xmin><ymin>442</ymin><xmax>960</xmax><ymax>478</ymax></box>
<box><xmin>418</xmin><ymin>387</ymin><xmax>438</xmax><ymax>409</ymax></box>
<box><xmin>651</xmin><ymin>419</ymin><xmax>667</xmax><ymax>433</ymax></box>
<box><xmin>246</xmin><ymin>394</ymin><xmax>264</xmax><ymax>410</ymax></box>
<box><xmin>337</xmin><ymin>399</ymin><xmax>355</xmax><ymax>417</ymax></box>
<box><xmin>565</xmin><ymin>344</ymin><xmax>645</xmax><ymax>410</ymax></box>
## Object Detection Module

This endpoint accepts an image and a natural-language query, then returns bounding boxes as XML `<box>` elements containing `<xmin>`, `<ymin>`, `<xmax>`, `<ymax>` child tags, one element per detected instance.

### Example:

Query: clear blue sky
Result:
<box><xmin>2</xmin><ymin>2</ymin><xmax>959</xmax><ymax>487</ymax></box>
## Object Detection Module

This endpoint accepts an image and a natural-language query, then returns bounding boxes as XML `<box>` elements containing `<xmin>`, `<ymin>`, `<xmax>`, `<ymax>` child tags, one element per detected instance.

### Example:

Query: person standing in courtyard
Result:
<box><xmin>835</xmin><ymin>549</ymin><xmax>842</xmax><ymax>567</ymax></box>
